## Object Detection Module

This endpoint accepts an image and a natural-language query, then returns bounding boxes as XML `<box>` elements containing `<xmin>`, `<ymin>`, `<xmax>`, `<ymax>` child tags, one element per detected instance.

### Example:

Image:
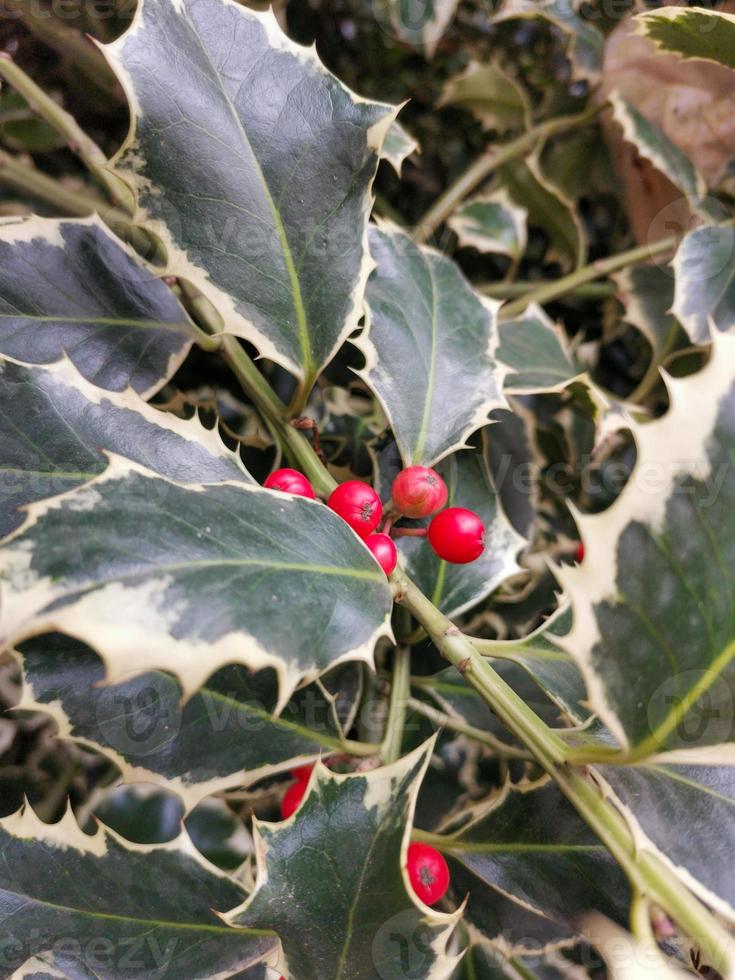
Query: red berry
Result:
<box><xmin>391</xmin><ymin>466</ymin><xmax>448</xmax><ymax>519</ymax></box>
<box><xmin>575</xmin><ymin>541</ymin><xmax>585</xmax><ymax>563</ymax></box>
<box><xmin>407</xmin><ymin>842</ymin><xmax>450</xmax><ymax>905</ymax></box>
<box><xmin>365</xmin><ymin>533</ymin><xmax>398</xmax><ymax>576</ymax></box>
<box><xmin>327</xmin><ymin>480</ymin><xmax>382</xmax><ymax>539</ymax></box>
<box><xmin>280</xmin><ymin>778</ymin><xmax>308</xmax><ymax>819</ymax></box>
<box><xmin>428</xmin><ymin>507</ymin><xmax>485</xmax><ymax>564</ymax></box>
<box><xmin>290</xmin><ymin>763</ymin><xmax>315</xmax><ymax>781</ymax></box>
<box><xmin>264</xmin><ymin>468</ymin><xmax>316</xmax><ymax>499</ymax></box>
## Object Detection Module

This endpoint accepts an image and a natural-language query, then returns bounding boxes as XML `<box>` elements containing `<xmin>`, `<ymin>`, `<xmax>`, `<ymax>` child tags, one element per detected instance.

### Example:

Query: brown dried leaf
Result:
<box><xmin>599</xmin><ymin>9</ymin><xmax>735</xmax><ymax>242</ymax></box>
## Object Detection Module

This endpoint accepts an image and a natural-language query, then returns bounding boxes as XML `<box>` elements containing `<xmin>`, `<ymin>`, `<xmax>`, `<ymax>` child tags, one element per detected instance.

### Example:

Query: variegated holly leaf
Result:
<box><xmin>104</xmin><ymin>0</ymin><xmax>394</xmax><ymax>391</ymax></box>
<box><xmin>399</xmin><ymin>447</ymin><xmax>525</xmax><ymax>618</ymax></box>
<box><xmin>382</xmin><ymin>119</ymin><xmax>420</xmax><ymax>175</ymax></box>
<box><xmin>598</xmin><ymin>763</ymin><xmax>735</xmax><ymax>923</ymax></box>
<box><xmin>613</xmin><ymin>265</ymin><xmax>681</xmax><ymax>357</ymax></box>
<box><xmin>635</xmin><ymin>7</ymin><xmax>735</xmax><ymax>71</ymax></box>
<box><xmin>0</xmin><ymin>458</ymin><xmax>392</xmax><ymax>705</ymax></box>
<box><xmin>15</xmin><ymin>632</ymin><xmax>357</xmax><ymax>811</ymax></box>
<box><xmin>557</xmin><ymin>335</ymin><xmax>735</xmax><ymax>755</ymax></box>
<box><xmin>0</xmin><ymin>804</ymin><xmax>276</xmax><ymax>978</ymax></box>
<box><xmin>672</xmin><ymin>225</ymin><xmax>735</xmax><ymax>343</ymax></box>
<box><xmin>448</xmin><ymin>190</ymin><xmax>527</xmax><ymax>260</ymax></box>
<box><xmin>227</xmin><ymin>743</ymin><xmax>462</xmax><ymax>980</ymax></box>
<box><xmin>497</xmin><ymin>156</ymin><xmax>586</xmax><ymax>271</ymax></box>
<box><xmin>0</xmin><ymin>355</ymin><xmax>252</xmax><ymax>538</ymax></box>
<box><xmin>492</xmin><ymin>0</ymin><xmax>603</xmax><ymax>82</ymax></box>
<box><xmin>438</xmin><ymin>61</ymin><xmax>530</xmax><ymax>133</ymax></box>
<box><xmin>609</xmin><ymin>92</ymin><xmax>707</xmax><ymax>201</ymax></box>
<box><xmin>360</xmin><ymin>224</ymin><xmax>506</xmax><ymax>467</ymax></box>
<box><xmin>497</xmin><ymin>305</ymin><xmax>580</xmax><ymax>394</ymax></box>
<box><xmin>375</xmin><ymin>0</ymin><xmax>459</xmax><ymax>58</ymax></box>
<box><xmin>437</xmin><ymin>779</ymin><xmax>629</xmax><ymax>950</ymax></box>
<box><xmin>0</xmin><ymin>216</ymin><xmax>193</xmax><ymax>396</ymax></box>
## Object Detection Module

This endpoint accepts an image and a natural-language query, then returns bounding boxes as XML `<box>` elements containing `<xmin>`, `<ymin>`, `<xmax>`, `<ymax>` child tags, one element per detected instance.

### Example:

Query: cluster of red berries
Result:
<box><xmin>264</xmin><ymin>465</ymin><xmax>486</xmax><ymax>574</ymax></box>
<box><xmin>279</xmin><ymin>764</ymin><xmax>450</xmax><ymax>905</ymax></box>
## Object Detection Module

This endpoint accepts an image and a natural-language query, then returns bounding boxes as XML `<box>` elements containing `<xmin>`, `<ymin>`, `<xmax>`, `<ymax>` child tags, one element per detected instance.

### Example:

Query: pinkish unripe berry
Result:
<box><xmin>391</xmin><ymin>466</ymin><xmax>448</xmax><ymax>519</ymax></box>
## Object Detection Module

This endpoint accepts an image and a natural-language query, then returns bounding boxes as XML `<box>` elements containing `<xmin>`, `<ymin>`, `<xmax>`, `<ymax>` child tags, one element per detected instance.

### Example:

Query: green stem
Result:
<box><xmin>220</xmin><ymin>335</ymin><xmax>337</xmax><ymax>497</ymax></box>
<box><xmin>0</xmin><ymin>149</ymin><xmax>106</xmax><ymax>215</ymax></box>
<box><xmin>500</xmin><ymin>236</ymin><xmax>678</xmax><ymax>319</ymax></box>
<box><xmin>0</xmin><ymin>150</ymin><xmax>161</xmax><ymax>261</ymax></box>
<box><xmin>3</xmin><ymin>0</ymin><xmax>121</xmax><ymax>99</ymax></box>
<box><xmin>393</xmin><ymin>567</ymin><xmax>567</xmax><ymax>766</ymax></box>
<box><xmin>413</xmin><ymin>102</ymin><xmax>607</xmax><ymax>244</ymax></box>
<box><xmin>630</xmin><ymin>892</ymin><xmax>655</xmax><ymax>945</ymax></box>
<box><xmin>381</xmin><ymin>647</ymin><xmax>410</xmax><ymax>764</ymax></box>
<box><xmin>480</xmin><ymin>280</ymin><xmax>615</xmax><ymax>301</ymax></box>
<box><xmin>469</xmin><ymin>636</ymin><xmax>572</xmax><ymax>664</ymax></box>
<box><xmin>333</xmin><ymin>737</ymin><xmax>382</xmax><ymax>758</ymax></box>
<box><xmin>407</xmin><ymin>696</ymin><xmax>531</xmax><ymax>759</ymax></box>
<box><xmin>0</xmin><ymin>54</ymin><xmax>131</xmax><ymax>210</ymax></box>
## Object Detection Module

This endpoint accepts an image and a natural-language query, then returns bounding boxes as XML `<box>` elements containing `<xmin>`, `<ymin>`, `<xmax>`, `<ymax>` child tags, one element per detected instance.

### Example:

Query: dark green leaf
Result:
<box><xmin>635</xmin><ymin>7</ymin><xmax>735</xmax><ymax>70</ymax></box>
<box><xmin>0</xmin><ymin>217</ymin><xmax>192</xmax><ymax>396</ymax></box>
<box><xmin>448</xmin><ymin>191</ymin><xmax>527</xmax><ymax>260</ymax></box>
<box><xmin>360</xmin><ymin>224</ymin><xmax>506</xmax><ymax>467</ymax></box>
<box><xmin>93</xmin><ymin>784</ymin><xmax>184</xmax><ymax>844</ymax></box>
<box><xmin>497</xmin><ymin>157</ymin><xmax>586</xmax><ymax>271</ymax></box>
<box><xmin>382</xmin><ymin>120</ymin><xmax>420</xmax><ymax>176</ymax></box>
<box><xmin>0</xmin><ymin>355</ymin><xmax>251</xmax><ymax>538</ymax></box>
<box><xmin>438</xmin><ymin>61</ymin><xmax>529</xmax><ymax>133</ymax></box>
<box><xmin>186</xmin><ymin>797</ymin><xmax>252</xmax><ymax>871</ymax></box>
<box><xmin>497</xmin><ymin>305</ymin><xmax>580</xmax><ymax>394</ymax></box>
<box><xmin>228</xmin><ymin>743</ymin><xmax>462</xmax><ymax>980</ymax></box>
<box><xmin>600</xmin><ymin>763</ymin><xmax>735</xmax><ymax>921</ymax></box>
<box><xmin>105</xmin><ymin>0</ymin><xmax>394</xmax><ymax>390</ymax></box>
<box><xmin>0</xmin><ymin>805</ymin><xmax>275</xmax><ymax>978</ymax></box>
<box><xmin>0</xmin><ymin>462</ymin><xmax>392</xmax><ymax>705</ymax></box>
<box><xmin>485</xmin><ymin>407</ymin><xmax>538</xmax><ymax>540</ymax></box>
<box><xmin>16</xmin><ymin>633</ymin><xmax>355</xmax><ymax>809</ymax></box>
<box><xmin>440</xmin><ymin>780</ymin><xmax>630</xmax><ymax>947</ymax></box>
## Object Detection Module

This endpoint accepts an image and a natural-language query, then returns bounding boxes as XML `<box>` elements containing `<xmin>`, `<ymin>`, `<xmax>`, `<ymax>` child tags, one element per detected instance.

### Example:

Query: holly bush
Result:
<box><xmin>0</xmin><ymin>1</ymin><xmax>734</xmax><ymax>978</ymax></box>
